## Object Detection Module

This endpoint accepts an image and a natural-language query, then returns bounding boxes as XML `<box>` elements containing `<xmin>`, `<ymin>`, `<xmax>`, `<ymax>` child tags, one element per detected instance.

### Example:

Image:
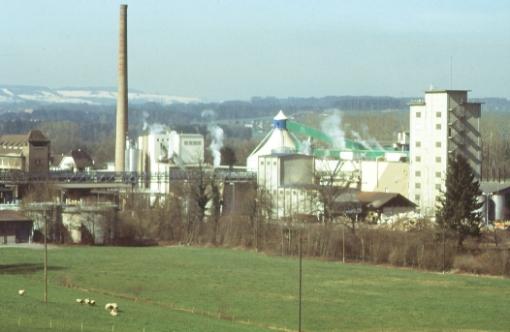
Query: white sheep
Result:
<box><xmin>105</xmin><ymin>303</ymin><xmax>118</xmax><ymax>311</ymax></box>
<box><xmin>18</xmin><ymin>289</ymin><xmax>25</xmax><ymax>296</ymax></box>
<box><xmin>89</xmin><ymin>300</ymin><xmax>96</xmax><ymax>306</ymax></box>
<box><xmin>84</xmin><ymin>298</ymin><xmax>90</xmax><ymax>304</ymax></box>
<box><xmin>110</xmin><ymin>309</ymin><xmax>119</xmax><ymax>317</ymax></box>
<box><xmin>76</xmin><ymin>298</ymin><xmax>84</xmax><ymax>304</ymax></box>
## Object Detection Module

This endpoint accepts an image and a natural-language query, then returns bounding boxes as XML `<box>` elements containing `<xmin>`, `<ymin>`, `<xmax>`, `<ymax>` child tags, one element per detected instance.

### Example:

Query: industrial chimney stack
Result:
<box><xmin>115</xmin><ymin>4</ymin><xmax>128</xmax><ymax>172</ymax></box>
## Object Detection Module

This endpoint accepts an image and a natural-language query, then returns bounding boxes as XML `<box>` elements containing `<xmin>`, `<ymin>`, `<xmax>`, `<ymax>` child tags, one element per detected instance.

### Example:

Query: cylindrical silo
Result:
<box><xmin>493</xmin><ymin>194</ymin><xmax>506</xmax><ymax>221</ymax></box>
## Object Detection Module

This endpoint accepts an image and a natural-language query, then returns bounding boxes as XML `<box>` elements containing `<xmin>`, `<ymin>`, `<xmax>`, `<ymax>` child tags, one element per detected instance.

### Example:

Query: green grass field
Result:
<box><xmin>1</xmin><ymin>245</ymin><xmax>510</xmax><ymax>331</ymax></box>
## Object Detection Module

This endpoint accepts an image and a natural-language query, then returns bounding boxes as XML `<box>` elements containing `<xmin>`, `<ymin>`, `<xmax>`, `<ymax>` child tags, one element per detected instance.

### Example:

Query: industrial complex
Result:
<box><xmin>1</xmin><ymin>5</ymin><xmax>508</xmax><ymax>245</ymax></box>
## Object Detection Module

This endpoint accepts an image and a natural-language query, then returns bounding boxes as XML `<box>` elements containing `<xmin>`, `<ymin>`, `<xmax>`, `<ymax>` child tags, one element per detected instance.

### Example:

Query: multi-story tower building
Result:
<box><xmin>409</xmin><ymin>90</ymin><xmax>481</xmax><ymax>216</ymax></box>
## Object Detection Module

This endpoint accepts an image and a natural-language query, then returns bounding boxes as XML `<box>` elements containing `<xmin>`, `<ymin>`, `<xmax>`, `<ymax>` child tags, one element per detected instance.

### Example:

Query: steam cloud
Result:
<box><xmin>208</xmin><ymin>125</ymin><xmax>224</xmax><ymax>168</ymax></box>
<box><xmin>321</xmin><ymin>110</ymin><xmax>346</xmax><ymax>150</ymax></box>
<box><xmin>202</xmin><ymin>109</ymin><xmax>224</xmax><ymax>168</ymax></box>
<box><xmin>351</xmin><ymin>125</ymin><xmax>384</xmax><ymax>150</ymax></box>
<box><xmin>300</xmin><ymin>137</ymin><xmax>312</xmax><ymax>155</ymax></box>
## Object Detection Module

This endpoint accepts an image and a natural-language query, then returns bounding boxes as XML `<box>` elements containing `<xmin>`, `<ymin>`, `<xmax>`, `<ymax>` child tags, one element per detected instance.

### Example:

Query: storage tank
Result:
<box><xmin>492</xmin><ymin>194</ymin><xmax>506</xmax><ymax>221</ymax></box>
<box><xmin>125</xmin><ymin>139</ymin><xmax>139</xmax><ymax>173</ymax></box>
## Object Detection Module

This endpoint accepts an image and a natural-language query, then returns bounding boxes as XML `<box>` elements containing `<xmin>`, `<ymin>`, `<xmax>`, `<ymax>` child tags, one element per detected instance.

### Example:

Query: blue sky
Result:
<box><xmin>1</xmin><ymin>0</ymin><xmax>509</xmax><ymax>100</ymax></box>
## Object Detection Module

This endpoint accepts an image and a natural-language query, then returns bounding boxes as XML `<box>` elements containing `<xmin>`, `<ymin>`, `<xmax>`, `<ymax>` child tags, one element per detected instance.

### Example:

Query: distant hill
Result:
<box><xmin>0</xmin><ymin>85</ymin><xmax>200</xmax><ymax>109</ymax></box>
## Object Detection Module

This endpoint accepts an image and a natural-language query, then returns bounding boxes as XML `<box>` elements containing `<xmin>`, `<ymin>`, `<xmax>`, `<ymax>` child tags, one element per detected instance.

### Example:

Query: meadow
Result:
<box><xmin>1</xmin><ymin>245</ymin><xmax>510</xmax><ymax>331</ymax></box>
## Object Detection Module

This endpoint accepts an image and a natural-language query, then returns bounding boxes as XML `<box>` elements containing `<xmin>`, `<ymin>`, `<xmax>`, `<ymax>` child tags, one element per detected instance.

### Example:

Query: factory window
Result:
<box><xmin>435</xmin><ymin>171</ymin><xmax>441</xmax><ymax>178</ymax></box>
<box><xmin>415</xmin><ymin>171</ymin><xmax>421</xmax><ymax>177</ymax></box>
<box><xmin>415</xmin><ymin>183</ymin><xmax>421</xmax><ymax>189</ymax></box>
<box><xmin>436</xmin><ymin>124</ymin><xmax>441</xmax><ymax>130</ymax></box>
<box><xmin>435</xmin><ymin>142</ymin><xmax>441</xmax><ymax>148</ymax></box>
<box><xmin>415</xmin><ymin>141</ymin><xmax>421</xmax><ymax>148</ymax></box>
<box><xmin>436</xmin><ymin>156</ymin><xmax>441</xmax><ymax>163</ymax></box>
<box><xmin>415</xmin><ymin>156</ymin><xmax>421</xmax><ymax>162</ymax></box>
<box><xmin>415</xmin><ymin>194</ymin><xmax>420</xmax><ymax>201</ymax></box>
<box><xmin>416</xmin><ymin>112</ymin><xmax>421</xmax><ymax>118</ymax></box>
<box><xmin>436</xmin><ymin>111</ymin><xmax>442</xmax><ymax>118</ymax></box>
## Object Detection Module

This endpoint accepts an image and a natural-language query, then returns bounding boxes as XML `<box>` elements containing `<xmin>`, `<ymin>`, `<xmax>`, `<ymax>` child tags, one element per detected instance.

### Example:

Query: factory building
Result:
<box><xmin>247</xmin><ymin>110</ymin><xmax>415</xmax><ymax>221</ymax></box>
<box><xmin>135</xmin><ymin>131</ymin><xmax>205</xmax><ymax>174</ymax></box>
<box><xmin>168</xmin><ymin>131</ymin><xmax>205</xmax><ymax>165</ymax></box>
<box><xmin>0</xmin><ymin>129</ymin><xmax>50</xmax><ymax>173</ymax></box>
<box><xmin>129</xmin><ymin>130</ymin><xmax>205</xmax><ymax>198</ymax></box>
<box><xmin>257</xmin><ymin>154</ymin><xmax>316</xmax><ymax>219</ymax></box>
<box><xmin>409</xmin><ymin>90</ymin><xmax>481</xmax><ymax>216</ymax></box>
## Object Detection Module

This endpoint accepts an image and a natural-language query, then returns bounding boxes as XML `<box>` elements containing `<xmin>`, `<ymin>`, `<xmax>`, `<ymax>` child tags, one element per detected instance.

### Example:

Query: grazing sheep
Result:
<box><xmin>89</xmin><ymin>300</ymin><xmax>96</xmax><ymax>306</ymax></box>
<box><xmin>105</xmin><ymin>303</ymin><xmax>118</xmax><ymax>311</ymax></box>
<box><xmin>76</xmin><ymin>298</ymin><xmax>84</xmax><ymax>304</ymax></box>
<box><xmin>110</xmin><ymin>309</ymin><xmax>118</xmax><ymax>317</ymax></box>
<box><xmin>18</xmin><ymin>289</ymin><xmax>25</xmax><ymax>296</ymax></box>
<box><xmin>84</xmin><ymin>298</ymin><xmax>90</xmax><ymax>304</ymax></box>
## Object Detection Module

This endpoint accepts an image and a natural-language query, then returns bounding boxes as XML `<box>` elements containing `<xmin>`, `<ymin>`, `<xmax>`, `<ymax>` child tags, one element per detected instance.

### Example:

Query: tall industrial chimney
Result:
<box><xmin>115</xmin><ymin>4</ymin><xmax>128</xmax><ymax>172</ymax></box>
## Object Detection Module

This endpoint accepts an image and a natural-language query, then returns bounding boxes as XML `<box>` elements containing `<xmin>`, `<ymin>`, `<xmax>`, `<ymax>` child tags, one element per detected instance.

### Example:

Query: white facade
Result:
<box><xmin>409</xmin><ymin>90</ymin><xmax>481</xmax><ymax>216</ymax></box>
<box><xmin>361</xmin><ymin>160</ymin><xmax>409</xmax><ymax>198</ymax></box>
<box><xmin>168</xmin><ymin>131</ymin><xmax>204</xmax><ymax>165</ymax></box>
<box><xmin>138</xmin><ymin>133</ymin><xmax>170</xmax><ymax>174</ymax></box>
<box><xmin>257</xmin><ymin>154</ymin><xmax>316</xmax><ymax>219</ymax></box>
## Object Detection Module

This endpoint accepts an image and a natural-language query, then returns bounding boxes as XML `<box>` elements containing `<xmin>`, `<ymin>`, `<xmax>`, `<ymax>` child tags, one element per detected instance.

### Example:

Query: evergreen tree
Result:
<box><xmin>436</xmin><ymin>153</ymin><xmax>482</xmax><ymax>247</ymax></box>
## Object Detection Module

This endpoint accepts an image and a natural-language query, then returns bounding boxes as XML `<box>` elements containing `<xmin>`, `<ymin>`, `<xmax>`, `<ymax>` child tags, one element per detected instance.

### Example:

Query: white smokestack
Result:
<box><xmin>115</xmin><ymin>4</ymin><xmax>128</xmax><ymax>172</ymax></box>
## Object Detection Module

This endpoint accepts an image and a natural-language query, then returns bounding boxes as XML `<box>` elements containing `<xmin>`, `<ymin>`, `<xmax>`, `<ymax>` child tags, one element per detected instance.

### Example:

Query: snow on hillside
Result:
<box><xmin>0</xmin><ymin>85</ymin><xmax>199</xmax><ymax>106</ymax></box>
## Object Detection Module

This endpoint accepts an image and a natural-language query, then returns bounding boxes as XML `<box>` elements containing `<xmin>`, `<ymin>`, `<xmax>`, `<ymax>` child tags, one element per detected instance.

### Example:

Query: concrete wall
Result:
<box><xmin>61</xmin><ymin>206</ymin><xmax>115</xmax><ymax>244</ymax></box>
<box><xmin>25</xmin><ymin>203</ymin><xmax>116</xmax><ymax>244</ymax></box>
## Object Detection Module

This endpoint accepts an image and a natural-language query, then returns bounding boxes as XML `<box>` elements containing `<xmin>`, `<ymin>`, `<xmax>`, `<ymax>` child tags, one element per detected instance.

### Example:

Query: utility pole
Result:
<box><xmin>44</xmin><ymin>212</ymin><xmax>48</xmax><ymax>303</ymax></box>
<box><xmin>342</xmin><ymin>225</ymin><xmax>345</xmax><ymax>264</ymax></box>
<box><xmin>442</xmin><ymin>226</ymin><xmax>446</xmax><ymax>275</ymax></box>
<box><xmin>298</xmin><ymin>231</ymin><xmax>303</xmax><ymax>332</ymax></box>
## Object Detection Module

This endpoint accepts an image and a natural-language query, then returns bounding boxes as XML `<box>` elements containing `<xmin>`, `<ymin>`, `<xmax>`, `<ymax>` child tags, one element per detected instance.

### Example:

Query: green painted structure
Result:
<box><xmin>286</xmin><ymin>120</ymin><xmax>403</xmax><ymax>160</ymax></box>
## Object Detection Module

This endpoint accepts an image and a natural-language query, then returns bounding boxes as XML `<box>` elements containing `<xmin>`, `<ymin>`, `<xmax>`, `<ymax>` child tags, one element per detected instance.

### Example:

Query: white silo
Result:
<box><xmin>246</xmin><ymin>110</ymin><xmax>300</xmax><ymax>172</ymax></box>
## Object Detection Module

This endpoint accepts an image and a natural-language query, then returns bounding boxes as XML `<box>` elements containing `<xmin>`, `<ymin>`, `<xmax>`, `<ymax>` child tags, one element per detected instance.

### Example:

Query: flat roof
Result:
<box><xmin>425</xmin><ymin>89</ymin><xmax>471</xmax><ymax>94</ymax></box>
